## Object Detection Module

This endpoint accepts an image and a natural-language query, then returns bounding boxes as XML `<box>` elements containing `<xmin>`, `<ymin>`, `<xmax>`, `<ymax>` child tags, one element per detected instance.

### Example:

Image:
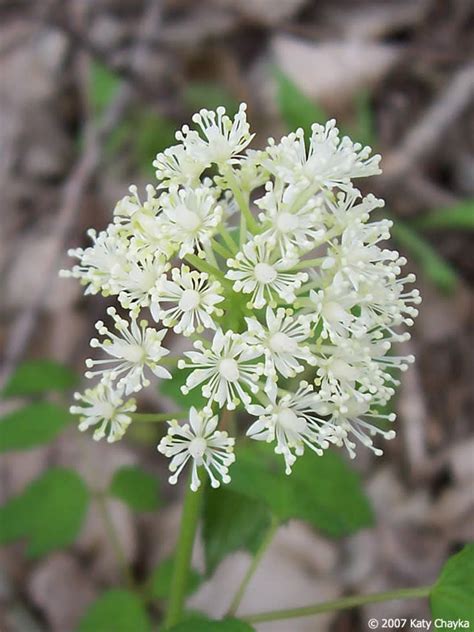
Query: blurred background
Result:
<box><xmin>0</xmin><ymin>0</ymin><xmax>473</xmax><ymax>630</ymax></box>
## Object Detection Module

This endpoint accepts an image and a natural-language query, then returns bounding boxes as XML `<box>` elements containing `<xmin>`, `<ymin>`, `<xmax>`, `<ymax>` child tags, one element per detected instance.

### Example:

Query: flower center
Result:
<box><xmin>343</xmin><ymin>400</ymin><xmax>369</xmax><ymax>418</ymax></box>
<box><xmin>277</xmin><ymin>407</ymin><xmax>307</xmax><ymax>433</ymax></box>
<box><xmin>269</xmin><ymin>332</ymin><xmax>296</xmax><ymax>354</ymax></box>
<box><xmin>178</xmin><ymin>289</ymin><xmax>201</xmax><ymax>311</ymax></box>
<box><xmin>101</xmin><ymin>402</ymin><xmax>116</xmax><ymax>420</ymax></box>
<box><xmin>207</xmin><ymin>132</ymin><xmax>231</xmax><ymax>162</ymax></box>
<box><xmin>276</xmin><ymin>212</ymin><xmax>298</xmax><ymax>233</ymax></box>
<box><xmin>140</xmin><ymin>268</ymin><xmax>159</xmax><ymax>291</ymax></box>
<box><xmin>121</xmin><ymin>343</ymin><xmax>146</xmax><ymax>364</ymax></box>
<box><xmin>330</xmin><ymin>358</ymin><xmax>357</xmax><ymax>381</ymax></box>
<box><xmin>323</xmin><ymin>301</ymin><xmax>346</xmax><ymax>322</ymax></box>
<box><xmin>219</xmin><ymin>358</ymin><xmax>240</xmax><ymax>382</ymax></box>
<box><xmin>188</xmin><ymin>436</ymin><xmax>207</xmax><ymax>459</ymax></box>
<box><xmin>254</xmin><ymin>262</ymin><xmax>277</xmax><ymax>284</ymax></box>
<box><xmin>175</xmin><ymin>205</ymin><xmax>202</xmax><ymax>232</ymax></box>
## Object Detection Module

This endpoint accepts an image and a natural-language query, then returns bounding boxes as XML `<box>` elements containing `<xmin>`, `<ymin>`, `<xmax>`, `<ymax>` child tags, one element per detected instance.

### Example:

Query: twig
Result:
<box><xmin>95</xmin><ymin>492</ymin><xmax>135</xmax><ymax>589</ymax></box>
<box><xmin>0</xmin><ymin>0</ymin><xmax>163</xmax><ymax>390</ymax></box>
<box><xmin>398</xmin><ymin>341</ymin><xmax>430</xmax><ymax>480</ymax></box>
<box><xmin>227</xmin><ymin>515</ymin><xmax>279</xmax><ymax>617</ymax></box>
<box><xmin>382</xmin><ymin>63</ymin><xmax>474</xmax><ymax>182</ymax></box>
<box><xmin>32</xmin><ymin>0</ymin><xmax>182</xmax><ymax>118</ymax></box>
<box><xmin>243</xmin><ymin>585</ymin><xmax>432</xmax><ymax>625</ymax></box>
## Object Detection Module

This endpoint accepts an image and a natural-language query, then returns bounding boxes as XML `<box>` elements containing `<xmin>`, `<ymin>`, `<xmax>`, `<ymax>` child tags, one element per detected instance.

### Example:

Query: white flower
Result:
<box><xmin>154</xmin><ymin>143</ymin><xmax>208</xmax><ymax>188</ymax></box>
<box><xmin>312</xmin><ymin>330</ymin><xmax>414</xmax><ymax>413</ymax></box>
<box><xmin>153</xmin><ymin>104</ymin><xmax>253</xmax><ymax>188</ymax></box>
<box><xmin>314</xmin><ymin>338</ymin><xmax>388</xmax><ymax>404</ymax></box>
<box><xmin>244</xmin><ymin>306</ymin><xmax>315</xmax><ymax>379</ymax></box>
<box><xmin>363</xmin><ymin>337</ymin><xmax>415</xmax><ymax>390</ymax></box>
<box><xmin>159</xmin><ymin>185</ymin><xmax>223</xmax><ymax>258</ymax></box>
<box><xmin>85</xmin><ymin>307</ymin><xmax>171</xmax><ymax>394</ymax></box>
<box><xmin>71</xmin><ymin>383</ymin><xmax>136</xmax><ymax>443</ymax></box>
<box><xmin>63</xmin><ymin>104</ymin><xmax>421</xmax><ymax>483</ymax></box>
<box><xmin>152</xmin><ymin>265</ymin><xmax>224</xmax><ymax>335</ymax></box>
<box><xmin>329</xmin><ymin>222</ymin><xmax>402</xmax><ymax>292</ymax></box>
<box><xmin>324</xmin><ymin>188</ymin><xmax>385</xmax><ymax>233</ymax></box>
<box><xmin>226</xmin><ymin>240</ymin><xmax>308</xmax><ymax>309</ymax></box>
<box><xmin>178</xmin><ymin>329</ymin><xmax>263</xmax><ymax>410</ymax></box>
<box><xmin>117</xmin><ymin>253</ymin><xmax>170</xmax><ymax>316</ymax></box>
<box><xmin>247</xmin><ymin>382</ymin><xmax>330</xmax><ymax>474</ymax></box>
<box><xmin>61</xmin><ymin>226</ymin><xmax>128</xmax><ymax>296</ymax></box>
<box><xmin>219</xmin><ymin>148</ymin><xmax>269</xmax><ymax>193</ymax></box>
<box><xmin>314</xmin><ymin>393</ymin><xmax>396</xmax><ymax>459</ymax></box>
<box><xmin>158</xmin><ymin>407</ymin><xmax>235</xmax><ymax>491</ymax></box>
<box><xmin>358</xmin><ymin>273</ymin><xmax>421</xmax><ymax>336</ymax></box>
<box><xmin>113</xmin><ymin>184</ymin><xmax>160</xmax><ymax>228</ymax></box>
<box><xmin>181</xmin><ymin>103</ymin><xmax>254</xmax><ymax>167</ymax></box>
<box><xmin>308</xmin><ymin>285</ymin><xmax>364</xmax><ymax>341</ymax></box>
<box><xmin>265</xmin><ymin>119</ymin><xmax>381</xmax><ymax>191</ymax></box>
<box><xmin>255</xmin><ymin>181</ymin><xmax>325</xmax><ymax>257</ymax></box>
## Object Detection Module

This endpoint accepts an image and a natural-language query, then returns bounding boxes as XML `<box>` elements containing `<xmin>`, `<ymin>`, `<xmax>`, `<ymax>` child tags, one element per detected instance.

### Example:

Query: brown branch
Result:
<box><xmin>381</xmin><ymin>63</ymin><xmax>474</xmax><ymax>182</ymax></box>
<box><xmin>45</xmin><ymin>15</ymin><xmax>161</xmax><ymax>104</ymax></box>
<box><xmin>0</xmin><ymin>0</ymin><xmax>164</xmax><ymax>389</ymax></box>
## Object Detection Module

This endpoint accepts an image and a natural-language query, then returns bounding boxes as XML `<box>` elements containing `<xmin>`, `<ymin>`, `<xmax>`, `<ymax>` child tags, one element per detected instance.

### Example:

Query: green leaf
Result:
<box><xmin>0</xmin><ymin>468</ymin><xmax>89</xmax><ymax>557</ymax></box>
<box><xmin>2</xmin><ymin>359</ymin><xmax>77</xmax><ymax>397</ymax></box>
<box><xmin>168</xmin><ymin>618</ymin><xmax>255</xmax><ymax>632</ymax></box>
<box><xmin>160</xmin><ymin>368</ymin><xmax>207</xmax><ymax>410</ymax></box>
<box><xmin>390</xmin><ymin>218</ymin><xmax>458</xmax><ymax>293</ymax></box>
<box><xmin>203</xmin><ymin>487</ymin><xmax>271</xmax><ymax>575</ymax></box>
<box><xmin>89</xmin><ymin>61</ymin><xmax>120</xmax><ymax>115</ymax></box>
<box><xmin>184</xmin><ymin>82</ymin><xmax>239</xmax><ymax>116</ymax></box>
<box><xmin>0</xmin><ymin>402</ymin><xmax>72</xmax><ymax>453</ymax></box>
<box><xmin>413</xmin><ymin>199</ymin><xmax>474</xmax><ymax>231</ymax></box>
<box><xmin>77</xmin><ymin>589</ymin><xmax>151</xmax><ymax>632</ymax></box>
<box><xmin>275</xmin><ymin>68</ymin><xmax>327</xmax><ymax>138</ymax></box>
<box><xmin>227</xmin><ymin>442</ymin><xmax>373</xmax><ymax>537</ymax></box>
<box><xmin>109</xmin><ymin>465</ymin><xmax>161</xmax><ymax>512</ymax></box>
<box><xmin>430</xmin><ymin>544</ymin><xmax>474</xmax><ymax>626</ymax></box>
<box><xmin>149</xmin><ymin>556</ymin><xmax>202</xmax><ymax>601</ymax></box>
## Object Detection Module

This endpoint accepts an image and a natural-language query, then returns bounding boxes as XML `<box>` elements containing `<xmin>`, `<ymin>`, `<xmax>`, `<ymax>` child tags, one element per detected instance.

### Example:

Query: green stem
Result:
<box><xmin>243</xmin><ymin>585</ymin><xmax>432</xmax><ymax>625</ymax></box>
<box><xmin>204</xmin><ymin>243</ymin><xmax>219</xmax><ymax>267</ymax></box>
<box><xmin>163</xmin><ymin>472</ymin><xmax>204</xmax><ymax>628</ymax></box>
<box><xmin>227</xmin><ymin>515</ymin><xmax>280</xmax><ymax>617</ymax></box>
<box><xmin>239</xmin><ymin>212</ymin><xmax>247</xmax><ymax>247</ymax></box>
<box><xmin>288</xmin><ymin>183</ymin><xmax>319</xmax><ymax>214</ymax></box>
<box><xmin>225</xmin><ymin>170</ymin><xmax>258</xmax><ymax>234</ymax></box>
<box><xmin>160</xmin><ymin>356</ymin><xmax>180</xmax><ymax>366</ymax></box>
<box><xmin>291</xmin><ymin>257</ymin><xmax>325</xmax><ymax>271</ymax></box>
<box><xmin>130</xmin><ymin>412</ymin><xmax>187</xmax><ymax>422</ymax></box>
<box><xmin>211</xmin><ymin>238</ymin><xmax>233</xmax><ymax>260</ymax></box>
<box><xmin>95</xmin><ymin>493</ymin><xmax>135</xmax><ymax>589</ymax></box>
<box><xmin>219</xmin><ymin>224</ymin><xmax>238</xmax><ymax>254</ymax></box>
<box><xmin>185</xmin><ymin>254</ymin><xmax>231</xmax><ymax>287</ymax></box>
<box><xmin>295</xmin><ymin>279</ymin><xmax>322</xmax><ymax>295</ymax></box>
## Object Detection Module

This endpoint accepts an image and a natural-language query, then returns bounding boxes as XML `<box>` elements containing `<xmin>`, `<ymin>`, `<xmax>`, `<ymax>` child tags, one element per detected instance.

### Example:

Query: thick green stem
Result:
<box><xmin>227</xmin><ymin>515</ymin><xmax>280</xmax><ymax>617</ymax></box>
<box><xmin>164</xmin><ymin>472</ymin><xmax>204</xmax><ymax>628</ymax></box>
<box><xmin>243</xmin><ymin>585</ymin><xmax>432</xmax><ymax>624</ymax></box>
<box><xmin>130</xmin><ymin>412</ymin><xmax>187</xmax><ymax>422</ymax></box>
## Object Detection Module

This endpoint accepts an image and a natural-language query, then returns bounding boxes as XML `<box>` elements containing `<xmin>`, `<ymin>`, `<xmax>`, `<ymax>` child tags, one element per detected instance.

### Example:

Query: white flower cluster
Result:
<box><xmin>63</xmin><ymin>104</ymin><xmax>421</xmax><ymax>488</ymax></box>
